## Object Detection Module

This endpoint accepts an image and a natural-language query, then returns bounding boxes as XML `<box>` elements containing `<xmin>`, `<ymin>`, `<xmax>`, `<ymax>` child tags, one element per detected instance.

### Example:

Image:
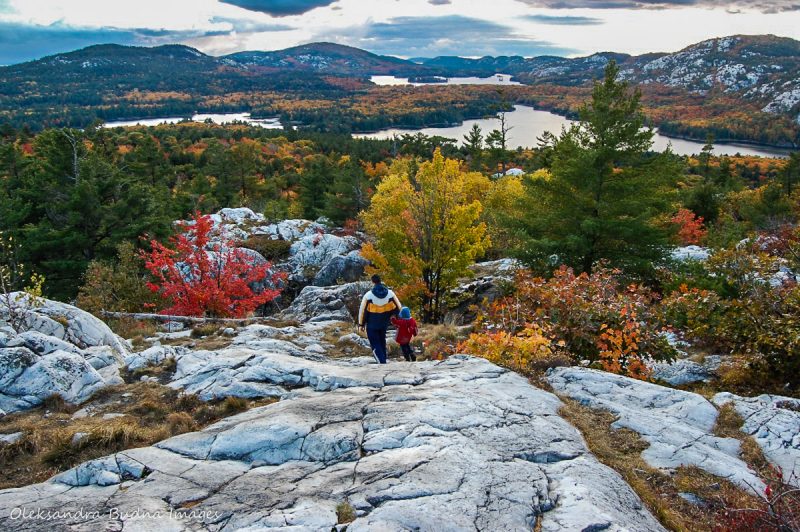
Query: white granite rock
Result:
<box><xmin>125</xmin><ymin>345</ymin><xmax>188</xmax><ymax>372</ymax></box>
<box><xmin>0</xmin><ymin>431</ymin><xmax>23</xmax><ymax>445</ymax></box>
<box><xmin>0</xmin><ymin>356</ymin><xmax>664</xmax><ymax>531</ymax></box>
<box><xmin>0</xmin><ymin>293</ymin><xmax>128</xmax><ymax>357</ymax></box>
<box><xmin>713</xmin><ymin>392</ymin><xmax>800</xmax><ymax>487</ymax></box>
<box><xmin>282</xmin><ymin>281</ymin><xmax>370</xmax><ymax>323</ymax></box>
<box><xmin>0</xmin><ymin>349</ymin><xmax>107</xmax><ymax>413</ymax></box>
<box><xmin>548</xmin><ymin>367</ymin><xmax>765</xmax><ymax>494</ymax></box>
<box><xmin>670</xmin><ymin>245</ymin><xmax>711</xmax><ymax>262</ymax></box>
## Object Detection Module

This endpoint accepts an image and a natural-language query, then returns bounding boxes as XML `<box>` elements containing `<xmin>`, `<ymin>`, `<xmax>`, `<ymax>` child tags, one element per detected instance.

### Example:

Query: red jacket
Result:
<box><xmin>391</xmin><ymin>316</ymin><xmax>418</xmax><ymax>345</ymax></box>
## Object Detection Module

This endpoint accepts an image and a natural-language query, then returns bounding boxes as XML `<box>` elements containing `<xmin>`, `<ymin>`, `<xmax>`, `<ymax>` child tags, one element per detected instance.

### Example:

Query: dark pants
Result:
<box><xmin>367</xmin><ymin>328</ymin><xmax>388</xmax><ymax>364</ymax></box>
<box><xmin>400</xmin><ymin>343</ymin><xmax>416</xmax><ymax>362</ymax></box>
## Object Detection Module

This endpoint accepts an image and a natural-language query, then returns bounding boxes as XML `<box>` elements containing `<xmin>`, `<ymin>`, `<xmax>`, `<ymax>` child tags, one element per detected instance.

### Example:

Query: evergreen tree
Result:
<box><xmin>782</xmin><ymin>152</ymin><xmax>800</xmax><ymax>197</ymax></box>
<box><xmin>323</xmin><ymin>156</ymin><xmax>368</xmax><ymax>224</ymax></box>
<box><xmin>463</xmin><ymin>123</ymin><xmax>484</xmax><ymax>171</ymax></box>
<box><xmin>514</xmin><ymin>61</ymin><xmax>679</xmax><ymax>276</ymax></box>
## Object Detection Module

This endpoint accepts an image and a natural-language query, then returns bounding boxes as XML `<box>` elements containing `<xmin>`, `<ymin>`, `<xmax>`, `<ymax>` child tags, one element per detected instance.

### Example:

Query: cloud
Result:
<box><xmin>218</xmin><ymin>0</ymin><xmax>338</xmax><ymax>16</ymax></box>
<box><xmin>525</xmin><ymin>14</ymin><xmax>603</xmax><ymax>24</ymax></box>
<box><xmin>317</xmin><ymin>15</ymin><xmax>575</xmax><ymax>57</ymax></box>
<box><xmin>515</xmin><ymin>0</ymin><xmax>800</xmax><ymax>13</ymax></box>
<box><xmin>428</xmin><ymin>0</ymin><xmax>452</xmax><ymax>4</ymax></box>
<box><xmin>0</xmin><ymin>21</ymin><xmax>228</xmax><ymax>65</ymax></box>
<box><xmin>209</xmin><ymin>16</ymin><xmax>294</xmax><ymax>33</ymax></box>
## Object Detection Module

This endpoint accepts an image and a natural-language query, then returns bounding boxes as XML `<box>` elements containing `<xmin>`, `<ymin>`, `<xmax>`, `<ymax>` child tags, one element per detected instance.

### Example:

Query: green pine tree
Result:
<box><xmin>513</xmin><ymin>61</ymin><xmax>679</xmax><ymax>276</ymax></box>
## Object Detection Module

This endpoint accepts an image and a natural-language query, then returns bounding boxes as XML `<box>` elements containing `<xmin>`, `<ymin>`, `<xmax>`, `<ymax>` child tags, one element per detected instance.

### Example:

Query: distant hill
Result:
<box><xmin>419</xmin><ymin>35</ymin><xmax>800</xmax><ymax>126</ymax></box>
<box><xmin>224</xmin><ymin>42</ymin><xmax>426</xmax><ymax>75</ymax></box>
<box><xmin>0</xmin><ymin>36</ymin><xmax>797</xmax><ymax>145</ymax></box>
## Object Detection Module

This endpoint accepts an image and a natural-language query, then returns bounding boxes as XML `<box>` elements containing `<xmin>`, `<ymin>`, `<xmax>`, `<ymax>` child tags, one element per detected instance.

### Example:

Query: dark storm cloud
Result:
<box><xmin>524</xmin><ymin>14</ymin><xmax>604</xmax><ymax>24</ymax></box>
<box><xmin>0</xmin><ymin>21</ymin><xmax>229</xmax><ymax>65</ymax></box>
<box><xmin>318</xmin><ymin>15</ymin><xmax>575</xmax><ymax>57</ymax></box>
<box><xmin>219</xmin><ymin>0</ymin><xmax>337</xmax><ymax>16</ymax></box>
<box><xmin>516</xmin><ymin>0</ymin><xmax>800</xmax><ymax>13</ymax></box>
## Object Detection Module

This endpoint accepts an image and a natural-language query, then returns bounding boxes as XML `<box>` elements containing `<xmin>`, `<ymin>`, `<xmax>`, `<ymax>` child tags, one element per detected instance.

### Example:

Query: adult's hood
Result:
<box><xmin>372</xmin><ymin>283</ymin><xmax>389</xmax><ymax>299</ymax></box>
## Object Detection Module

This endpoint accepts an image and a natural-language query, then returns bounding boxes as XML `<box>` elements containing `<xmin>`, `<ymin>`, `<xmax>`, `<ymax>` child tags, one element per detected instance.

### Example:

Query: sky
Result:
<box><xmin>1</xmin><ymin>0</ymin><xmax>799</xmax><ymax>65</ymax></box>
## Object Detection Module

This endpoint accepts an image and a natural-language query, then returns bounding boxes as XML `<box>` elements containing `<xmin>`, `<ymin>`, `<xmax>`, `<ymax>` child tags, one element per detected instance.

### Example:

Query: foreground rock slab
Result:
<box><xmin>548</xmin><ymin>367</ymin><xmax>765</xmax><ymax>494</ymax></box>
<box><xmin>0</xmin><ymin>357</ymin><xmax>664</xmax><ymax>531</ymax></box>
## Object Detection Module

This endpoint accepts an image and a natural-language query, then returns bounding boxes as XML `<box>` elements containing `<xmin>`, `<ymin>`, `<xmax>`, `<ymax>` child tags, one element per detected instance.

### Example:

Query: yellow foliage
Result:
<box><xmin>360</xmin><ymin>149</ymin><xmax>490</xmax><ymax>322</ymax></box>
<box><xmin>459</xmin><ymin>327</ymin><xmax>554</xmax><ymax>375</ymax></box>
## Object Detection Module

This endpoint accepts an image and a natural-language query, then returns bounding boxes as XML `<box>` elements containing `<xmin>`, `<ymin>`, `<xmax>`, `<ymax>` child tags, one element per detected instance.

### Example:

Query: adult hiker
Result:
<box><xmin>358</xmin><ymin>274</ymin><xmax>402</xmax><ymax>364</ymax></box>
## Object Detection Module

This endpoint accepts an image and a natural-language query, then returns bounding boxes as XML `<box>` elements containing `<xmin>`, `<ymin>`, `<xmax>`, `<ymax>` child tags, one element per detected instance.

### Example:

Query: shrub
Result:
<box><xmin>482</xmin><ymin>267</ymin><xmax>673</xmax><ymax>363</ymax></box>
<box><xmin>141</xmin><ymin>212</ymin><xmax>284</xmax><ymax>318</ymax></box>
<box><xmin>459</xmin><ymin>326</ymin><xmax>563</xmax><ymax>375</ymax></box>
<box><xmin>661</xmin><ymin>246</ymin><xmax>800</xmax><ymax>392</ymax></box>
<box><xmin>715</xmin><ymin>467</ymin><xmax>800</xmax><ymax>531</ymax></box>
<box><xmin>240</xmin><ymin>235</ymin><xmax>292</xmax><ymax>261</ymax></box>
<box><xmin>77</xmin><ymin>241</ymin><xmax>160</xmax><ymax>316</ymax></box>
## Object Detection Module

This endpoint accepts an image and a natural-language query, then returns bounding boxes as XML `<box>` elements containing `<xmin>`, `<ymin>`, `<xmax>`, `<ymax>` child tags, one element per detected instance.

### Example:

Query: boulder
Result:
<box><xmin>0</xmin><ymin>356</ymin><xmax>665</xmax><ymax>531</ymax></box>
<box><xmin>0</xmin><ymin>348</ymin><xmax>106</xmax><ymax>413</ymax></box>
<box><xmin>124</xmin><ymin>345</ymin><xmax>188</xmax><ymax>372</ymax></box>
<box><xmin>282</xmin><ymin>281</ymin><xmax>371</xmax><ymax>323</ymax></box>
<box><xmin>548</xmin><ymin>367</ymin><xmax>765</xmax><ymax>494</ymax></box>
<box><xmin>712</xmin><ymin>392</ymin><xmax>800</xmax><ymax>486</ymax></box>
<box><xmin>650</xmin><ymin>356</ymin><xmax>721</xmax><ymax>386</ymax></box>
<box><xmin>0</xmin><ymin>293</ymin><xmax>128</xmax><ymax>358</ymax></box>
<box><xmin>313</xmin><ymin>250</ymin><xmax>368</xmax><ymax>287</ymax></box>
<box><xmin>445</xmin><ymin>259</ymin><xmax>521</xmax><ymax>325</ymax></box>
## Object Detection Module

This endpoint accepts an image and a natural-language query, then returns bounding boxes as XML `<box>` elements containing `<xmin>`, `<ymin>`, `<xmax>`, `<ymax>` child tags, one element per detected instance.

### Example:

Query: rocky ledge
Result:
<box><xmin>0</xmin><ymin>356</ymin><xmax>664</xmax><ymax>531</ymax></box>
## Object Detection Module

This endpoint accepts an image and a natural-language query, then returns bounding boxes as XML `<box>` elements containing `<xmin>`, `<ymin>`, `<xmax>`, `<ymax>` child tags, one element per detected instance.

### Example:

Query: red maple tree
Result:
<box><xmin>671</xmin><ymin>208</ymin><xmax>707</xmax><ymax>245</ymax></box>
<box><xmin>141</xmin><ymin>212</ymin><xmax>284</xmax><ymax>318</ymax></box>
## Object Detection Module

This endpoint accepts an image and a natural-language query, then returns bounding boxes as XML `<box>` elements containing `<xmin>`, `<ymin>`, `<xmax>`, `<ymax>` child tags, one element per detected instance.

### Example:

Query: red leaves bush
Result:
<box><xmin>715</xmin><ymin>467</ymin><xmax>800</xmax><ymax>532</ymax></box>
<box><xmin>464</xmin><ymin>266</ymin><xmax>675</xmax><ymax>378</ymax></box>
<box><xmin>141</xmin><ymin>212</ymin><xmax>284</xmax><ymax>318</ymax></box>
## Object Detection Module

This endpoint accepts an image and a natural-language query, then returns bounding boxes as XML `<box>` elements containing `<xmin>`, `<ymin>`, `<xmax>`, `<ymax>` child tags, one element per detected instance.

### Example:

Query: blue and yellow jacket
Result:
<box><xmin>358</xmin><ymin>284</ymin><xmax>402</xmax><ymax>330</ymax></box>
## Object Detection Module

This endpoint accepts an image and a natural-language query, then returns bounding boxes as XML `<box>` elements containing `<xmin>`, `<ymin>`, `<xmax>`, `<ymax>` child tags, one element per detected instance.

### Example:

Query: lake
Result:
<box><xmin>371</xmin><ymin>74</ymin><xmax>521</xmax><ymax>86</ymax></box>
<box><xmin>354</xmin><ymin>105</ymin><xmax>790</xmax><ymax>158</ymax></box>
<box><xmin>102</xmin><ymin>112</ymin><xmax>283</xmax><ymax>129</ymax></box>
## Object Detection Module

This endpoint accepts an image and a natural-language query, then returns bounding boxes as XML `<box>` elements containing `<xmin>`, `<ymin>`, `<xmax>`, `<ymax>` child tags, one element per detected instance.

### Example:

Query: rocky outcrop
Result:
<box><xmin>0</xmin><ymin>297</ymin><xmax>128</xmax><ymax>413</ymax></box>
<box><xmin>195</xmin><ymin>209</ymin><xmax>367</xmax><ymax>287</ymax></box>
<box><xmin>445</xmin><ymin>259</ymin><xmax>521</xmax><ymax>325</ymax></box>
<box><xmin>0</xmin><ymin>356</ymin><xmax>665</xmax><ymax>531</ymax></box>
<box><xmin>312</xmin><ymin>250</ymin><xmax>368</xmax><ymax>287</ymax></box>
<box><xmin>548</xmin><ymin>367</ymin><xmax>765</xmax><ymax>494</ymax></box>
<box><xmin>713</xmin><ymin>392</ymin><xmax>800</xmax><ymax>486</ymax></box>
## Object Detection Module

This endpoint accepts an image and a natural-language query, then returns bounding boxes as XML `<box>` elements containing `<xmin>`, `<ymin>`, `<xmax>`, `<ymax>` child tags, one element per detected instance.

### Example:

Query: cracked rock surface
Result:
<box><xmin>548</xmin><ymin>367</ymin><xmax>765</xmax><ymax>494</ymax></box>
<box><xmin>0</xmin><ymin>356</ymin><xmax>664</xmax><ymax>531</ymax></box>
<box><xmin>713</xmin><ymin>392</ymin><xmax>800</xmax><ymax>486</ymax></box>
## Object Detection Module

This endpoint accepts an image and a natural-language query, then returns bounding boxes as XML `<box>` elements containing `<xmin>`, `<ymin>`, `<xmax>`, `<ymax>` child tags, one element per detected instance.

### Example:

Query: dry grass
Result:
<box><xmin>336</xmin><ymin>501</ymin><xmax>356</xmax><ymax>524</ymax></box>
<box><xmin>0</xmin><ymin>381</ymin><xmax>276</xmax><ymax>489</ymax></box>
<box><xmin>559</xmin><ymin>398</ymin><xmax>762</xmax><ymax>531</ymax></box>
<box><xmin>413</xmin><ymin>324</ymin><xmax>471</xmax><ymax>360</ymax></box>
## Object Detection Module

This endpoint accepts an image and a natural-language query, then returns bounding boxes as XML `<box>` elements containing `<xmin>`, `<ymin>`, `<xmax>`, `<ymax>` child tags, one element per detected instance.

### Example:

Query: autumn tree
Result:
<box><xmin>670</xmin><ymin>208</ymin><xmax>707</xmax><ymax>245</ymax></box>
<box><xmin>361</xmin><ymin>150</ymin><xmax>490</xmax><ymax>323</ymax></box>
<box><xmin>141</xmin><ymin>213</ymin><xmax>283</xmax><ymax>318</ymax></box>
<box><xmin>514</xmin><ymin>61</ymin><xmax>679</xmax><ymax>276</ymax></box>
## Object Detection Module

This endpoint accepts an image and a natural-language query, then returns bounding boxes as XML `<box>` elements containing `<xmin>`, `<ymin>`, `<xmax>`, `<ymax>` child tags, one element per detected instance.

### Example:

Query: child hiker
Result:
<box><xmin>391</xmin><ymin>307</ymin><xmax>418</xmax><ymax>362</ymax></box>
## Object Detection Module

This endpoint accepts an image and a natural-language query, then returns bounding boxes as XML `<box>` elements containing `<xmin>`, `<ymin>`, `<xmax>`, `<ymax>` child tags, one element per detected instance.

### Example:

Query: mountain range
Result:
<box><xmin>1</xmin><ymin>35</ymin><xmax>798</xmax><ymax>146</ymax></box>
